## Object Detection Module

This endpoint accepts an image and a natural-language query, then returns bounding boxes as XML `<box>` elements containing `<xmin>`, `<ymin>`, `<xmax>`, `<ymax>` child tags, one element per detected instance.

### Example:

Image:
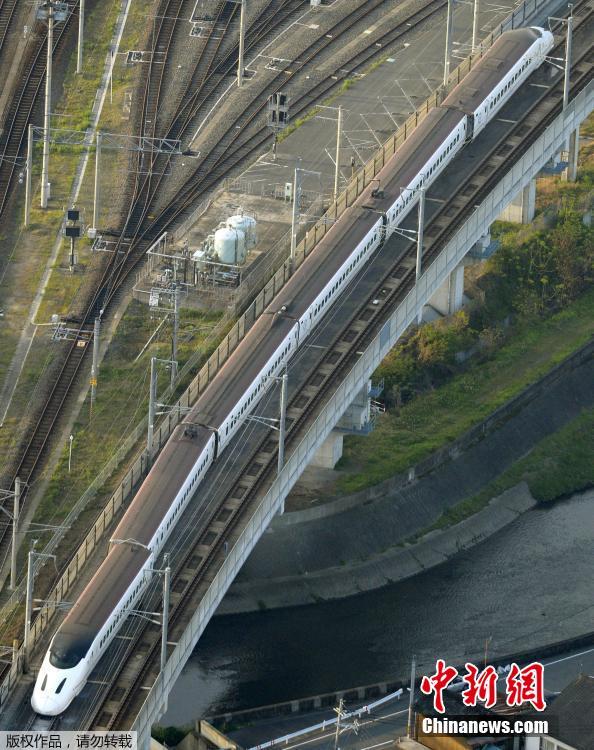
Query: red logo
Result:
<box><xmin>420</xmin><ymin>660</ymin><xmax>547</xmax><ymax>714</ymax></box>
<box><xmin>461</xmin><ymin>663</ymin><xmax>499</xmax><ymax>709</ymax></box>
<box><xmin>506</xmin><ymin>662</ymin><xmax>546</xmax><ymax>711</ymax></box>
<box><xmin>420</xmin><ymin>659</ymin><xmax>459</xmax><ymax>713</ymax></box>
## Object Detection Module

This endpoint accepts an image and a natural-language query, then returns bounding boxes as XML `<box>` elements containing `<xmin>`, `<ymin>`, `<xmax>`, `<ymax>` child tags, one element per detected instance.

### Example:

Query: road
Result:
<box><xmin>227</xmin><ymin>647</ymin><xmax>594</xmax><ymax>749</ymax></box>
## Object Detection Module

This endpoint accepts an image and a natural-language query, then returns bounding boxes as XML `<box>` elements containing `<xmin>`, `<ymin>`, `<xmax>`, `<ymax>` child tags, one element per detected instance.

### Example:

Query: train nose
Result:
<box><xmin>31</xmin><ymin>689</ymin><xmax>64</xmax><ymax>717</ymax></box>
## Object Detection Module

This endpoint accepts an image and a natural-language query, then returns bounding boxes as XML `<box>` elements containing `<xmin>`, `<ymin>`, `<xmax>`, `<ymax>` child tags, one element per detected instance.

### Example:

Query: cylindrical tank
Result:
<box><xmin>227</xmin><ymin>213</ymin><xmax>257</xmax><ymax>256</ymax></box>
<box><xmin>214</xmin><ymin>226</ymin><xmax>245</xmax><ymax>265</ymax></box>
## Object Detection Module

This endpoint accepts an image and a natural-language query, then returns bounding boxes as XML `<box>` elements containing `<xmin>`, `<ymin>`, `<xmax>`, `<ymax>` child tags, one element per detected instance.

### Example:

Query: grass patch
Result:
<box><xmin>417</xmin><ymin>403</ymin><xmax>594</xmax><ymax>539</ymax></box>
<box><xmin>469</xmin><ymin>406</ymin><xmax>594</xmax><ymax>506</ymax></box>
<box><xmin>336</xmin><ymin>286</ymin><xmax>594</xmax><ymax>494</ymax></box>
<box><xmin>32</xmin><ymin>300</ymin><xmax>224</xmax><ymax>530</ymax></box>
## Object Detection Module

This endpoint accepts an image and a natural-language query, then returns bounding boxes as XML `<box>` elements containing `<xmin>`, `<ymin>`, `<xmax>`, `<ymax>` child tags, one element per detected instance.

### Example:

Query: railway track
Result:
<box><xmin>5</xmin><ymin>0</ymin><xmax>590</xmax><ymax>730</ymax></box>
<box><xmin>0</xmin><ymin>0</ymin><xmax>429</xmax><ymax>572</ymax></box>
<box><xmin>0</xmin><ymin>0</ymin><xmax>19</xmax><ymax>59</ymax></box>
<box><xmin>85</xmin><ymin>17</ymin><xmax>594</xmax><ymax>730</ymax></box>
<box><xmin>0</xmin><ymin>4</ymin><xmax>78</xmax><ymax>219</ymax></box>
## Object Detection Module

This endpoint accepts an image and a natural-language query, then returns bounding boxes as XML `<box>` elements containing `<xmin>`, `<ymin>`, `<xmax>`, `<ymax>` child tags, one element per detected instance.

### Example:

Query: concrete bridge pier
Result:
<box><xmin>310</xmin><ymin>380</ymin><xmax>379</xmax><ymax>470</ymax></box>
<box><xmin>428</xmin><ymin>261</ymin><xmax>465</xmax><ymax>316</ymax></box>
<box><xmin>499</xmin><ymin>179</ymin><xmax>536</xmax><ymax>223</ymax></box>
<box><xmin>310</xmin><ymin>431</ymin><xmax>344</xmax><ymax>470</ymax></box>
<box><xmin>564</xmin><ymin>126</ymin><xmax>580</xmax><ymax>182</ymax></box>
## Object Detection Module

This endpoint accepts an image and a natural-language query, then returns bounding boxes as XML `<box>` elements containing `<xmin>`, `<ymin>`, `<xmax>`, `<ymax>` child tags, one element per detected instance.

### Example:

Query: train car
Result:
<box><xmin>442</xmin><ymin>26</ymin><xmax>554</xmax><ymax>137</ymax></box>
<box><xmin>32</xmin><ymin>25</ymin><xmax>554</xmax><ymax>716</ymax></box>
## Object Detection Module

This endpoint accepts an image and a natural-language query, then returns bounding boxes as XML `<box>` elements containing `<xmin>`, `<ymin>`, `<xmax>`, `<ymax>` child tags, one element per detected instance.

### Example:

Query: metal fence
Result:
<box><xmin>133</xmin><ymin>78</ymin><xmax>594</xmax><ymax>748</ymax></box>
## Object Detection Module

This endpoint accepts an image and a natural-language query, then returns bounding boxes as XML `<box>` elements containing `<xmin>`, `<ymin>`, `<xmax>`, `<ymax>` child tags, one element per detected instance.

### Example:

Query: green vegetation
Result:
<box><xmin>32</xmin><ymin>302</ymin><xmax>223</xmax><ymax>533</ymax></box>
<box><xmin>335</xmin><ymin>173</ymin><xmax>594</xmax><ymax>495</ymax></box>
<box><xmin>152</xmin><ymin>724</ymin><xmax>192</xmax><ymax>746</ymax></box>
<box><xmin>415</xmin><ymin>403</ymin><xmax>594</xmax><ymax>538</ymax></box>
<box><xmin>471</xmin><ymin>405</ymin><xmax>594</xmax><ymax>505</ymax></box>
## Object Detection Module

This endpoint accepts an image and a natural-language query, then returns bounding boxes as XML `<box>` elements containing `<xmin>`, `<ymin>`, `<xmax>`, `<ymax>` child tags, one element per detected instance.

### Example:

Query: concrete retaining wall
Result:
<box><xmin>220</xmin><ymin>482</ymin><xmax>536</xmax><ymax>613</ymax></box>
<box><xmin>275</xmin><ymin>336</ymin><xmax>594</xmax><ymax>527</ymax></box>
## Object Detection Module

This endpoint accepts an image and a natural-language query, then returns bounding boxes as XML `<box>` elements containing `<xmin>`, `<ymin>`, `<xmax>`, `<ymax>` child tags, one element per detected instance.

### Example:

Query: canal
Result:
<box><xmin>163</xmin><ymin>489</ymin><xmax>594</xmax><ymax>725</ymax></box>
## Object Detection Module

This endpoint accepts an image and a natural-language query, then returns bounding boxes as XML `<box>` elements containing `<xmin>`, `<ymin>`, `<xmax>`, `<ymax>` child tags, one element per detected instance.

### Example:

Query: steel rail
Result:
<box><xmin>0</xmin><ymin>0</ymin><xmax>309</xmax><ymax>585</ymax></box>
<box><xmin>0</xmin><ymin>0</ymin><xmax>416</xmax><ymax>532</ymax></box>
<box><xmin>0</xmin><ymin>0</ymin><xmax>19</xmax><ymax>60</ymax></box>
<box><xmin>0</xmin><ymin>6</ymin><xmax>78</xmax><ymax>219</ymax></box>
<box><xmin>88</xmin><ymin>28</ymin><xmax>594</xmax><ymax>730</ymax></box>
<box><xmin>10</xmin><ymin>20</ymin><xmax>592</xmax><ymax>728</ymax></box>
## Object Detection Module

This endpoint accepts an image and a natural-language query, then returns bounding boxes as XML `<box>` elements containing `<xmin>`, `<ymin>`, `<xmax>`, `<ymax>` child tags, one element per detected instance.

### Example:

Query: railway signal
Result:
<box><xmin>64</xmin><ymin>208</ymin><xmax>82</xmax><ymax>272</ymax></box>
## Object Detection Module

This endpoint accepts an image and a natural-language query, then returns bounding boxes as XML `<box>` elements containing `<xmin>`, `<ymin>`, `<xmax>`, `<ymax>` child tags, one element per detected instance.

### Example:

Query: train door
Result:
<box><xmin>465</xmin><ymin>114</ymin><xmax>475</xmax><ymax>142</ymax></box>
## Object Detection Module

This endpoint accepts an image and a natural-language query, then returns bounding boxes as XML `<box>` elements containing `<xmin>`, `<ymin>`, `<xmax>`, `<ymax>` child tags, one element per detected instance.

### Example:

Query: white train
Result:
<box><xmin>32</xmin><ymin>26</ymin><xmax>553</xmax><ymax>717</ymax></box>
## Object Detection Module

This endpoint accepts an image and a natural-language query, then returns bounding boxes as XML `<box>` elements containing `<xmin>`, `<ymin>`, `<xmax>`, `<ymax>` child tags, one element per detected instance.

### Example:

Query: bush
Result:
<box><xmin>377</xmin><ymin>311</ymin><xmax>477</xmax><ymax>406</ymax></box>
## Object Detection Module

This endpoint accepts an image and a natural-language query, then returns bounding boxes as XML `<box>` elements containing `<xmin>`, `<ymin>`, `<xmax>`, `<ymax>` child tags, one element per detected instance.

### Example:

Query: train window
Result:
<box><xmin>41</xmin><ymin>674</ymin><xmax>47</xmax><ymax>691</ymax></box>
<box><xmin>56</xmin><ymin>679</ymin><xmax>67</xmax><ymax>695</ymax></box>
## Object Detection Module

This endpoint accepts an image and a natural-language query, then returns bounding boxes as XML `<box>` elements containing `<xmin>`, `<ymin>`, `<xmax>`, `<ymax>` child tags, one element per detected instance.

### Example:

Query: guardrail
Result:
<box><xmin>0</xmin><ymin>0</ymin><xmax>557</xmax><ymax>713</ymax></box>
<box><xmin>132</xmin><ymin>78</ymin><xmax>594</xmax><ymax>747</ymax></box>
<box><xmin>247</xmin><ymin>689</ymin><xmax>405</xmax><ymax>750</ymax></box>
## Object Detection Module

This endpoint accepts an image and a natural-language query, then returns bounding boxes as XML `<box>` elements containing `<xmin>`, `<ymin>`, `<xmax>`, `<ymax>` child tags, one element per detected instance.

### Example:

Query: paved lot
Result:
<box><xmin>234</xmin><ymin>0</ymin><xmax>525</xmax><ymax>205</ymax></box>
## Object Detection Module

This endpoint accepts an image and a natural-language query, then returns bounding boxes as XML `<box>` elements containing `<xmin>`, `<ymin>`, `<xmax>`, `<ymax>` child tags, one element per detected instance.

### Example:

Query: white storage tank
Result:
<box><xmin>214</xmin><ymin>226</ymin><xmax>245</xmax><ymax>265</ymax></box>
<box><xmin>227</xmin><ymin>213</ymin><xmax>257</xmax><ymax>254</ymax></box>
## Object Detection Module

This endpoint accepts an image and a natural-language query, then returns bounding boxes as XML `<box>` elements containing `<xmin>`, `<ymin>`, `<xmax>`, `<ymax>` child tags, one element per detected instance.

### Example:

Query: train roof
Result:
<box><xmin>190</xmin><ymin>199</ymin><xmax>387</xmax><ymax>429</ymax></box>
<box><xmin>368</xmin><ymin>108</ymin><xmax>466</xmax><ymax>212</ymax></box>
<box><xmin>442</xmin><ymin>27</ymin><xmax>544</xmax><ymax>115</ymax></box>
<box><xmin>51</xmin><ymin>543</ymin><xmax>149</xmax><ymax>664</ymax></box>
<box><xmin>50</xmin><ymin>426</ymin><xmax>213</xmax><ymax>660</ymax></box>
<box><xmin>113</xmin><ymin>423</ymin><xmax>213</xmax><ymax>546</ymax></box>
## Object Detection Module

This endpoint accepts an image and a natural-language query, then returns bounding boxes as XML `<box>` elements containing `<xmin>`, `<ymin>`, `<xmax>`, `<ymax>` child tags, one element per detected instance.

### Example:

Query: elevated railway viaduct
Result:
<box><xmin>0</xmin><ymin>0</ymin><xmax>592</xmax><ymax>740</ymax></box>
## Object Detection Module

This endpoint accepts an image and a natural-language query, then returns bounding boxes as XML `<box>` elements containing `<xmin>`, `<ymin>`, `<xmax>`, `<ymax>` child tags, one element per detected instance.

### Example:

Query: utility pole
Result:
<box><xmin>566</xmin><ymin>126</ymin><xmax>580</xmax><ymax>181</ymax></box>
<box><xmin>237</xmin><ymin>0</ymin><xmax>246</xmax><ymax>87</ymax></box>
<box><xmin>41</xmin><ymin>2</ymin><xmax>54</xmax><ymax>208</ymax></box>
<box><xmin>443</xmin><ymin>0</ymin><xmax>454</xmax><ymax>89</ymax></box>
<box><xmin>68</xmin><ymin>434</ymin><xmax>74</xmax><ymax>472</ymax></box>
<box><xmin>415</xmin><ymin>187</ymin><xmax>425</xmax><ymax>282</ymax></box>
<box><xmin>471</xmin><ymin>0</ymin><xmax>480</xmax><ymax>53</ymax></box>
<box><xmin>415</xmin><ymin>188</ymin><xmax>425</xmax><ymax>324</ymax></box>
<box><xmin>77</xmin><ymin>0</ymin><xmax>85</xmax><ymax>74</ymax></box>
<box><xmin>90</xmin><ymin>316</ymin><xmax>101</xmax><ymax>410</ymax></box>
<box><xmin>23</xmin><ymin>543</ymin><xmax>55</xmax><ymax>673</ymax></box>
<box><xmin>334</xmin><ymin>698</ymin><xmax>345</xmax><ymax>750</ymax></box>
<box><xmin>147</xmin><ymin>357</ymin><xmax>157</xmax><ymax>457</ymax></box>
<box><xmin>23</xmin><ymin>546</ymin><xmax>35</xmax><ymax>673</ymax></box>
<box><xmin>333</xmin><ymin>105</ymin><xmax>343</xmax><ymax>202</ymax></box>
<box><xmin>24</xmin><ymin>125</ymin><xmax>33</xmax><ymax>227</ymax></box>
<box><xmin>171</xmin><ymin>286</ymin><xmax>180</xmax><ymax>388</ymax></box>
<box><xmin>563</xmin><ymin>4</ymin><xmax>573</xmax><ymax>110</ymax></box>
<box><xmin>10</xmin><ymin>478</ymin><xmax>20</xmax><ymax>590</ymax></box>
<box><xmin>93</xmin><ymin>131</ymin><xmax>101</xmax><ymax>229</ymax></box>
<box><xmin>160</xmin><ymin>553</ymin><xmax>170</xmax><ymax>672</ymax></box>
<box><xmin>407</xmin><ymin>654</ymin><xmax>416</xmax><ymax>738</ymax></box>
<box><xmin>290</xmin><ymin>160</ymin><xmax>302</xmax><ymax>268</ymax></box>
<box><xmin>277</xmin><ymin>370</ymin><xmax>288</xmax><ymax>476</ymax></box>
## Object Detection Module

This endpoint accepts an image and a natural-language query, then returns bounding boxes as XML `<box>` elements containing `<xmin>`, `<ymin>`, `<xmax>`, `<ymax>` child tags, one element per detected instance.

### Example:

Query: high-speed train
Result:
<box><xmin>32</xmin><ymin>26</ymin><xmax>554</xmax><ymax>716</ymax></box>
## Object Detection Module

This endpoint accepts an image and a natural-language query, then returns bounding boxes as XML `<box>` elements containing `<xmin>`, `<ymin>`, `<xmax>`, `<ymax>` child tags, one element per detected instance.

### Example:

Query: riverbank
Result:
<box><xmin>220</xmin><ymin>339</ymin><xmax>594</xmax><ymax>613</ymax></box>
<box><xmin>222</xmin><ymin>482</ymin><xmax>537</xmax><ymax>613</ymax></box>
<box><xmin>164</xmin><ymin>488</ymin><xmax>594</xmax><ymax>722</ymax></box>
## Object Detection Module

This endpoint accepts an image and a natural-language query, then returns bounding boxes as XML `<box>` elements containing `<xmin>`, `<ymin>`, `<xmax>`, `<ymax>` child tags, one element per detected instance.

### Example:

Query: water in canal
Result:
<box><xmin>163</xmin><ymin>489</ymin><xmax>594</xmax><ymax>725</ymax></box>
